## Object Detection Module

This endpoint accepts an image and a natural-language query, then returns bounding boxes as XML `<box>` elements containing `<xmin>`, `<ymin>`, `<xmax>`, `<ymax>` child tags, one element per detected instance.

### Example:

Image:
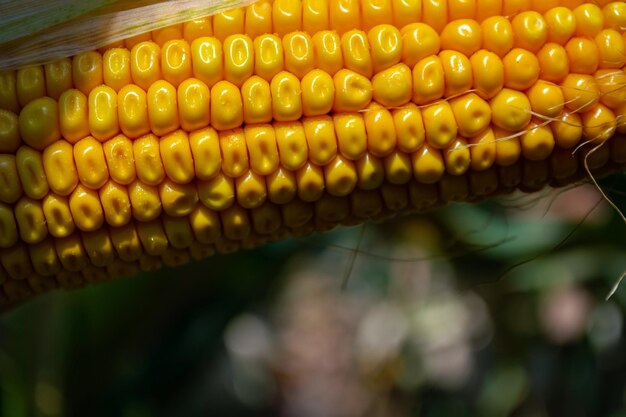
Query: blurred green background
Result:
<box><xmin>1</xmin><ymin>174</ymin><xmax>626</xmax><ymax>417</ymax></box>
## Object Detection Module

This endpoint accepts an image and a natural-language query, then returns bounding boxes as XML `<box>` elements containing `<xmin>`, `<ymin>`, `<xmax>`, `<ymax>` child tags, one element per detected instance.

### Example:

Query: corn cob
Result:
<box><xmin>1</xmin><ymin>0</ymin><xmax>626</xmax><ymax>307</ymax></box>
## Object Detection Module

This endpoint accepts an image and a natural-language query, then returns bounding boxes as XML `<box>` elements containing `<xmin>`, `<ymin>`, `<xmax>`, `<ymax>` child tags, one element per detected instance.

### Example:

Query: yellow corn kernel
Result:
<box><xmin>224</xmin><ymin>35</ymin><xmax>254</xmax><ymax>87</ymax></box>
<box><xmin>273</xmin><ymin>122</ymin><xmax>309</xmax><ymax>171</ymax></box>
<box><xmin>597</xmin><ymin>69</ymin><xmax>626</xmax><ymax>109</ymax></box>
<box><xmin>372</xmin><ymin>63</ymin><xmax>411</xmax><ymax>108</ymax></box>
<box><xmin>573</xmin><ymin>3</ymin><xmax>604</xmax><ymax>38</ymax></box>
<box><xmin>236</xmin><ymin>171</ymin><xmax>267</xmax><ymax>209</ymax></box>
<box><xmin>422</xmin><ymin>101</ymin><xmax>457</xmax><ymax>149</ymax></box>
<box><xmin>303</xmin><ymin>116</ymin><xmax>337</xmax><ymax>165</ymax></box>
<box><xmin>42</xmin><ymin>140</ymin><xmax>78</xmax><ymax>196</ymax></box>
<box><xmin>324</xmin><ymin>155</ymin><xmax>357</xmax><ymax>196</ymax></box>
<box><xmin>356</xmin><ymin>153</ymin><xmax>384</xmax><ymax>190</ymax></box>
<box><xmin>69</xmin><ymin>184</ymin><xmax>104</xmax><ymax>232</ymax></box>
<box><xmin>0</xmin><ymin>109</ymin><xmax>20</xmax><ymax>152</ymax></box>
<box><xmin>124</xmin><ymin>32</ymin><xmax>152</xmax><ymax>50</ymax></box>
<box><xmin>551</xmin><ymin>112</ymin><xmax>583</xmax><ymax>149</ymax></box>
<box><xmin>303</xmin><ymin>0</ymin><xmax>329</xmax><ymax>33</ymax></box>
<box><xmin>450</xmin><ymin>93</ymin><xmax>492</xmax><ymax>138</ymax></box>
<box><xmin>489</xmin><ymin>88</ymin><xmax>532</xmax><ymax>131</ymax></box>
<box><xmin>163</xmin><ymin>215</ymin><xmax>194</xmax><ymax>249</ymax></box>
<box><xmin>333</xmin><ymin>69</ymin><xmax>373</xmax><ymax>112</ymax></box>
<box><xmin>393</xmin><ymin>104</ymin><xmax>425</xmax><ymax>153</ymax></box>
<box><xmin>251</xmin><ymin>202</ymin><xmax>282</xmax><ymax>235</ymax></box>
<box><xmin>0</xmin><ymin>202</ymin><xmax>18</xmax><ymax>248</ymax></box>
<box><xmin>284</xmin><ymin>32</ymin><xmax>315</xmax><ymax>79</ymax></box>
<box><xmin>242</xmin><ymin>76</ymin><xmax>272</xmax><ymax>124</ymax></box>
<box><xmin>282</xmin><ymin>199</ymin><xmax>313</xmax><ymax>228</ymax></box>
<box><xmin>254</xmin><ymin>34</ymin><xmax>284</xmax><ymax>82</ymax></box>
<box><xmin>543</xmin><ymin>7</ymin><xmax>575</xmax><ymax>45</ymax></box>
<box><xmin>341</xmin><ymin>30</ymin><xmax>373</xmax><ymax>78</ymax></box>
<box><xmin>72</xmin><ymin>51</ymin><xmax>103</xmax><ymax>95</ymax></box>
<box><xmin>444</xmin><ymin>138</ymin><xmax>471</xmax><ymax>175</ymax></box>
<box><xmin>161</xmin><ymin>40</ymin><xmax>193</xmax><ymax>87</ymax></box>
<box><xmin>128</xmin><ymin>180</ymin><xmax>161</xmax><ymax>221</ymax></box>
<box><xmin>392</xmin><ymin>0</ymin><xmax>421</xmax><ymax>28</ymax></box>
<box><xmin>244</xmin><ymin>0</ymin><xmax>272</xmax><ymax>38</ymax></box>
<box><xmin>422</xmin><ymin>0</ymin><xmax>448</xmax><ymax>33</ymax></box>
<box><xmin>470</xmin><ymin>50</ymin><xmax>504</xmax><ymax>100</ymax></box>
<box><xmin>412</xmin><ymin>56</ymin><xmax>444</xmax><ymax>105</ymax></box>
<box><xmin>1</xmin><ymin>244</ymin><xmax>33</xmax><ymax>280</ymax></box>
<box><xmin>219</xmin><ymin>128</ymin><xmax>249</xmax><ymax>178</ymax></box>
<box><xmin>103</xmin><ymin>135</ymin><xmax>136</xmax><ymax>185</ymax></box>
<box><xmin>526</xmin><ymin>81</ymin><xmax>563</xmax><ymax>120</ymax></box>
<box><xmin>198</xmin><ymin>172</ymin><xmax>236</xmax><ymax>210</ymax></box>
<box><xmin>132</xmin><ymin>134</ymin><xmax>165</xmax><ymax>186</ymax></box>
<box><xmin>0</xmin><ymin>155</ymin><xmax>21</xmax><ymax>204</ymax></box>
<box><xmin>213</xmin><ymin>8</ymin><xmax>245</xmax><ymax>42</ymax></box>
<box><xmin>604</xmin><ymin>2</ymin><xmax>626</xmax><ymax>31</ymax></box>
<box><xmin>89</xmin><ymin>85</ymin><xmax>119</xmax><ymax>141</ymax></box>
<box><xmin>15</xmin><ymin>197</ymin><xmax>47</xmax><ymax>243</ymax></box>
<box><xmin>361</xmin><ymin>0</ymin><xmax>392</xmax><ymax>30</ymax></box>
<box><xmin>330</xmin><ymin>0</ymin><xmax>361</xmax><ymax>35</ymax></box>
<box><xmin>136</xmin><ymin>220</ymin><xmax>169</xmax><ymax>256</ymax></box>
<box><xmin>503</xmin><ymin>48</ymin><xmax>540</xmax><ymax>90</ymax></box>
<box><xmin>148</xmin><ymin>80</ymin><xmax>179</xmax><ymax>136</ymax></box>
<box><xmin>159</xmin><ymin>179</ymin><xmax>198</xmax><ymax>217</ymax></box>
<box><xmin>493</xmin><ymin>127</ymin><xmax>522</xmax><ymax>166</ymax></box>
<box><xmin>0</xmin><ymin>71</ymin><xmax>19</xmax><ymax>113</ymax></box>
<box><xmin>110</xmin><ymin>223</ymin><xmax>143</xmax><ymax>261</ymax></box>
<box><xmin>117</xmin><ymin>85</ymin><xmax>149</xmax><ymax>139</ymax></box>
<box><xmin>570</xmin><ymin>37</ymin><xmax>601</xmax><ymax>77</ymax></box>
<box><xmin>191</xmin><ymin>37</ymin><xmax>223</xmax><ymax>88</ymax></box>
<box><xmin>537</xmin><ymin>43</ymin><xmax>569</xmax><ymax>83</ymax></box>
<box><xmin>469</xmin><ymin>128</ymin><xmax>497</xmax><ymax>170</ymax></box>
<box><xmin>160</xmin><ymin>130</ymin><xmax>195</xmax><ymax>184</ymax></box>
<box><xmin>364</xmin><ymin>104</ymin><xmax>396</xmax><ymax>157</ymax></box>
<box><xmin>183</xmin><ymin>16</ymin><xmax>213</xmax><ymax>43</ymax></box>
<box><xmin>74</xmin><ymin>136</ymin><xmax>109</xmax><ymax>189</ymax></box>
<box><xmin>29</xmin><ymin>239</ymin><xmax>61</xmax><ymax>276</ymax></box>
<box><xmin>440</xmin><ymin>50</ymin><xmax>473</xmax><ymax>97</ymax></box>
<box><xmin>595</xmin><ymin>30</ymin><xmax>626</xmax><ymax>70</ymax></box>
<box><xmin>19</xmin><ymin>97</ymin><xmax>61</xmax><ymax>150</ymax></box>
<box><xmin>55</xmin><ymin>234</ymin><xmax>89</xmax><ymax>271</ymax></box>
<box><xmin>335</xmin><ymin>112</ymin><xmax>367</xmax><ymax>160</ymax></box>
<box><xmin>103</xmin><ymin>48</ymin><xmax>131</xmax><ymax>92</ymax></box>
<box><xmin>367</xmin><ymin>25</ymin><xmax>401</xmax><ymax>73</ymax></box>
<box><xmin>16</xmin><ymin>146</ymin><xmax>48</xmax><ymax>200</ymax></box>
<box><xmin>16</xmin><ymin>66</ymin><xmax>45</xmax><ymax>107</ymax></box>
<box><xmin>190</xmin><ymin>127</ymin><xmax>221</xmax><ymax>180</ymax></box>
<box><xmin>244</xmin><ymin>125</ymin><xmax>280</xmax><ymax>176</ymax></box>
<box><xmin>189</xmin><ymin>203</ymin><xmax>221</xmax><ymax>244</ymax></box>
<box><xmin>44</xmin><ymin>59</ymin><xmax>73</xmax><ymax>100</ymax></box>
<box><xmin>512</xmin><ymin>11</ymin><xmax>548</xmax><ymax>53</ymax></box>
<box><xmin>221</xmin><ymin>204</ymin><xmax>251</xmax><ymax>241</ymax></box>
<box><xmin>271</xmin><ymin>71</ymin><xmax>303</xmax><ymax>121</ymax></box>
<box><xmin>130</xmin><ymin>41</ymin><xmax>161</xmax><ymax>91</ymax></box>
<box><xmin>440</xmin><ymin>19</ymin><xmax>481</xmax><ymax>57</ymax></box>
<box><xmin>520</xmin><ymin>120</ymin><xmax>555</xmax><ymax>160</ymax></box>
<box><xmin>412</xmin><ymin>144</ymin><xmax>445</xmax><ymax>184</ymax></box>
<box><xmin>561</xmin><ymin>74</ymin><xmax>599</xmax><ymax>112</ymax></box>
<box><xmin>481</xmin><ymin>16</ymin><xmax>513</xmax><ymax>58</ymax></box>
<box><xmin>312</xmin><ymin>31</ymin><xmax>343</xmax><ymax>75</ymax></box>
<box><xmin>581</xmin><ymin>103</ymin><xmax>617</xmax><ymax>142</ymax></box>
<box><xmin>211</xmin><ymin>80</ymin><xmax>243</xmax><ymax>131</ymax></box>
<box><xmin>383</xmin><ymin>151</ymin><xmax>412</xmax><ymax>184</ymax></box>
<box><xmin>297</xmin><ymin>162</ymin><xmax>325</xmax><ymax>201</ymax></box>
<box><xmin>59</xmin><ymin>89</ymin><xmax>89</xmax><ymax>143</ymax></box>
<box><xmin>42</xmin><ymin>194</ymin><xmax>74</xmax><ymax>237</ymax></box>
<box><xmin>152</xmin><ymin>24</ymin><xmax>183</xmax><ymax>47</ymax></box>
<box><xmin>300</xmin><ymin>69</ymin><xmax>334</xmax><ymax>117</ymax></box>
<box><xmin>81</xmin><ymin>229</ymin><xmax>114</xmax><ymax>267</ymax></box>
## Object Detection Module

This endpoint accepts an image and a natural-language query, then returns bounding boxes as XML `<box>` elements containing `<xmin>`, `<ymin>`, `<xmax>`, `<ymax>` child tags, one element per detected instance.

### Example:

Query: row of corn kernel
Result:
<box><xmin>2</xmin><ymin>0</ymin><xmax>623</xmax><ymax>114</ymax></box>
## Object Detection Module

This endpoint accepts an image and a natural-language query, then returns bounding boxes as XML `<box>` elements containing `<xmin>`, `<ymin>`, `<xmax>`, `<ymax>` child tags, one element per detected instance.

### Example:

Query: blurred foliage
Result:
<box><xmin>1</xmin><ymin>173</ymin><xmax>626</xmax><ymax>417</ymax></box>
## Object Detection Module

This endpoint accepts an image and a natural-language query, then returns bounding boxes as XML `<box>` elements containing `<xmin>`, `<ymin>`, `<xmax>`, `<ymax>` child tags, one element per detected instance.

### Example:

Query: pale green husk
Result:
<box><xmin>0</xmin><ymin>0</ymin><xmax>255</xmax><ymax>71</ymax></box>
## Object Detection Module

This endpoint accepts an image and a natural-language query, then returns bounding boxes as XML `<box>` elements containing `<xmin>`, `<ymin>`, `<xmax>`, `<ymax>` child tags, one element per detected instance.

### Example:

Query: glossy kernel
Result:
<box><xmin>527</xmin><ymin>80</ymin><xmax>564</xmax><ymax>118</ymax></box>
<box><xmin>177</xmin><ymin>78</ymin><xmax>211</xmax><ymax>132</ymax></box>
<box><xmin>16</xmin><ymin>66</ymin><xmax>46</xmax><ymax>107</ymax></box>
<box><xmin>190</xmin><ymin>127</ymin><xmax>222</xmax><ymax>180</ymax></box>
<box><xmin>211</xmin><ymin>80</ymin><xmax>243</xmax><ymax>131</ymax></box>
<box><xmin>271</xmin><ymin>71</ymin><xmax>302</xmax><ymax>121</ymax></box>
<box><xmin>490</xmin><ymin>88</ymin><xmax>532</xmax><ymax>132</ymax></box>
<box><xmin>481</xmin><ymin>16</ymin><xmax>513</xmax><ymax>57</ymax></box>
<box><xmin>19</xmin><ymin>97</ymin><xmax>61</xmax><ymax>150</ymax></box>
<box><xmin>333</xmin><ymin>69</ymin><xmax>372</xmax><ymax>112</ymax></box>
<box><xmin>89</xmin><ymin>85</ymin><xmax>119</xmax><ymax>141</ymax></box>
<box><xmin>254</xmin><ymin>34</ymin><xmax>284</xmax><ymax>81</ymax></box>
<box><xmin>161</xmin><ymin>39</ymin><xmax>193</xmax><ymax>87</ymax></box>
<box><xmin>372</xmin><ymin>63</ymin><xmax>412</xmax><ymax>107</ymax></box>
<box><xmin>470</xmin><ymin>50</ymin><xmax>504</xmax><ymax>99</ymax></box>
<box><xmin>301</xmin><ymin>69</ymin><xmax>335</xmax><ymax>116</ymax></box>
<box><xmin>72</xmin><ymin>51</ymin><xmax>103</xmax><ymax>95</ymax></box>
<box><xmin>224</xmin><ymin>35</ymin><xmax>254</xmax><ymax>87</ymax></box>
<box><xmin>341</xmin><ymin>30</ymin><xmax>373</xmax><ymax>78</ymax></box>
<box><xmin>118</xmin><ymin>84</ymin><xmax>150</xmax><ymax>139</ymax></box>
<box><xmin>503</xmin><ymin>48</ymin><xmax>540</xmax><ymax>90</ymax></box>
<box><xmin>130</xmin><ymin>41</ymin><xmax>161</xmax><ymax>91</ymax></box>
<box><xmin>422</xmin><ymin>102</ymin><xmax>458</xmax><ymax>149</ymax></box>
<box><xmin>412</xmin><ymin>56</ymin><xmax>444</xmax><ymax>105</ymax></box>
<box><xmin>104</xmin><ymin>135</ymin><xmax>136</xmax><ymax>185</ymax></box>
<box><xmin>450</xmin><ymin>93</ymin><xmax>492</xmax><ymax>138</ymax></box>
<box><xmin>16</xmin><ymin>146</ymin><xmax>48</xmax><ymax>200</ymax></box>
<box><xmin>59</xmin><ymin>89</ymin><xmax>90</xmax><ymax>143</ymax></box>
<box><xmin>284</xmin><ymin>32</ymin><xmax>315</xmax><ymax>79</ymax></box>
<box><xmin>74</xmin><ymin>136</ymin><xmax>109</xmax><ymax>189</ymax></box>
<box><xmin>368</xmin><ymin>24</ymin><xmax>403</xmax><ymax>73</ymax></box>
<box><xmin>440</xmin><ymin>50</ymin><xmax>473</xmax><ymax>97</ymax></box>
<box><xmin>160</xmin><ymin>130</ymin><xmax>195</xmax><ymax>184</ymax></box>
<box><xmin>43</xmin><ymin>140</ymin><xmax>78</xmax><ymax>196</ymax></box>
<box><xmin>544</xmin><ymin>7</ymin><xmax>576</xmax><ymax>44</ymax></box>
<box><xmin>242</xmin><ymin>76</ymin><xmax>272</xmax><ymax>124</ymax></box>
<box><xmin>537</xmin><ymin>43</ymin><xmax>570</xmax><ymax>83</ymax></box>
<box><xmin>401</xmin><ymin>23</ymin><xmax>440</xmax><ymax>68</ymax></box>
<box><xmin>440</xmin><ymin>19</ymin><xmax>482</xmax><ymax>57</ymax></box>
<box><xmin>511</xmin><ymin>11</ymin><xmax>548</xmax><ymax>53</ymax></box>
<box><xmin>565</xmin><ymin>37</ymin><xmax>600</xmax><ymax>74</ymax></box>
<box><xmin>103</xmin><ymin>48</ymin><xmax>131</xmax><ymax>92</ymax></box>
<box><xmin>303</xmin><ymin>116</ymin><xmax>338</xmax><ymax>165</ymax></box>
<box><xmin>312</xmin><ymin>31</ymin><xmax>344</xmax><ymax>75</ymax></box>
<box><xmin>191</xmin><ymin>37</ymin><xmax>223</xmax><ymax>88</ymax></box>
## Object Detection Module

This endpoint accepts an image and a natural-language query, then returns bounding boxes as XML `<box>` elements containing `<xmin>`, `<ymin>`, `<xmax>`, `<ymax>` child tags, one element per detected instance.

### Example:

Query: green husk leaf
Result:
<box><xmin>0</xmin><ymin>0</ymin><xmax>256</xmax><ymax>71</ymax></box>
